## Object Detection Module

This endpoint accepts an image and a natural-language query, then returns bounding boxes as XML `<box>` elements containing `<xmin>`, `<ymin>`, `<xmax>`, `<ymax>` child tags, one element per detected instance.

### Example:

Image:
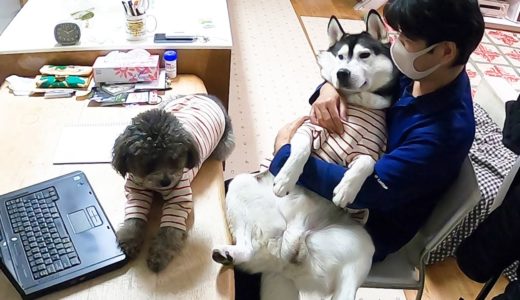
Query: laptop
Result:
<box><xmin>0</xmin><ymin>171</ymin><xmax>127</xmax><ymax>299</ymax></box>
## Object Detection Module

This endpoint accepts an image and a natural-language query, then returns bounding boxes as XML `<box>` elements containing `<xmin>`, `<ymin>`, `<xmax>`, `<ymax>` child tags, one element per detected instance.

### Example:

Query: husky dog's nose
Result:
<box><xmin>160</xmin><ymin>177</ymin><xmax>171</xmax><ymax>187</ymax></box>
<box><xmin>337</xmin><ymin>69</ymin><xmax>351</xmax><ymax>82</ymax></box>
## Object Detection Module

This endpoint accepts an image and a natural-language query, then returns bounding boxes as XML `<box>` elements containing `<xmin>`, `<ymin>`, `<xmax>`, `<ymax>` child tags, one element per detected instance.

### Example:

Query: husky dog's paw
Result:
<box><xmin>116</xmin><ymin>218</ymin><xmax>147</xmax><ymax>259</ymax></box>
<box><xmin>212</xmin><ymin>247</ymin><xmax>235</xmax><ymax>265</ymax></box>
<box><xmin>333</xmin><ymin>179</ymin><xmax>361</xmax><ymax>208</ymax></box>
<box><xmin>212</xmin><ymin>245</ymin><xmax>252</xmax><ymax>265</ymax></box>
<box><xmin>273</xmin><ymin>171</ymin><xmax>298</xmax><ymax>197</ymax></box>
<box><xmin>267</xmin><ymin>238</ymin><xmax>282</xmax><ymax>257</ymax></box>
<box><xmin>147</xmin><ymin>227</ymin><xmax>186</xmax><ymax>272</ymax></box>
<box><xmin>281</xmin><ymin>230</ymin><xmax>307</xmax><ymax>264</ymax></box>
<box><xmin>316</xmin><ymin>51</ymin><xmax>335</xmax><ymax>83</ymax></box>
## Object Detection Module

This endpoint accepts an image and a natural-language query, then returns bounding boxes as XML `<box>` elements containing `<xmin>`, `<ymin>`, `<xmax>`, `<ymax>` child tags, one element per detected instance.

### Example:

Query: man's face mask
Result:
<box><xmin>390</xmin><ymin>39</ymin><xmax>442</xmax><ymax>80</ymax></box>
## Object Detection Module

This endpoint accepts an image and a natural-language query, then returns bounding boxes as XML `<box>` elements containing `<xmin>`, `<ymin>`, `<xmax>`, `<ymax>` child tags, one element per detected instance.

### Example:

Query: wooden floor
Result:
<box><xmin>289</xmin><ymin>0</ymin><xmax>510</xmax><ymax>299</ymax></box>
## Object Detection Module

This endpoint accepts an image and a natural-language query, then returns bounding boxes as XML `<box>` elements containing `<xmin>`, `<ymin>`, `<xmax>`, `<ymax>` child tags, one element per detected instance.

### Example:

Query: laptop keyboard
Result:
<box><xmin>5</xmin><ymin>187</ymin><xmax>81</xmax><ymax>280</ymax></box>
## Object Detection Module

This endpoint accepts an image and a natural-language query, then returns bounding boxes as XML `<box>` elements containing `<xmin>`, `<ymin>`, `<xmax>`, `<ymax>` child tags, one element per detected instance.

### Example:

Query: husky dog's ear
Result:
<box><xmin>366</xmin><ymin>10</ymin><xmax>389</xmax><ymax>43</ymax></box>
<box><xmin>327</xmin><ymin>16</ymin><xmax>345</xmax><ymax>47</ymax></box>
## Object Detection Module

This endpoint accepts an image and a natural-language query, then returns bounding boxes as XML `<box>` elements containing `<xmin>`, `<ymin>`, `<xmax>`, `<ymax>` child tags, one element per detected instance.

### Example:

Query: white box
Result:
<box><xmin>92</xmin><ymin>52</ymin><xmax>160</xmax><ymax>85</ymax></box>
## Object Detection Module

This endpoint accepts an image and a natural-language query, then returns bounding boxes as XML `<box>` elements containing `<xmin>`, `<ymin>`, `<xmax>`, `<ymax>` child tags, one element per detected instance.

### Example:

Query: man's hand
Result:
<box><xmin>274</xmin><ymin>116</ymin><xmax>309</xmax><ymax>154</ymax></box>
<box><xmin>309</xmin><ymin>83</ymin><xmax>347</xmax><ymax>135</ymax></box>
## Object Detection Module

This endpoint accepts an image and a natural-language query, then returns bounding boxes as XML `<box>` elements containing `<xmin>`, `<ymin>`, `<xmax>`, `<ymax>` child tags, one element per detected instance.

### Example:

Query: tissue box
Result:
<box><xmin>93</xmin><ymin>50</ymin><xmax>160</xmax><ymax>84</ymax></box>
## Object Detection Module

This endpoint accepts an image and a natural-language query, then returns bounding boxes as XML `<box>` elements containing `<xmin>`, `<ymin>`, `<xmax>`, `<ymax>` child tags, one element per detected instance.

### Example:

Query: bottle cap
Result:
<box><xmin>164</xmin><ymin>50</ymin><xmax>177</xmax><ymax>61</ymax></box>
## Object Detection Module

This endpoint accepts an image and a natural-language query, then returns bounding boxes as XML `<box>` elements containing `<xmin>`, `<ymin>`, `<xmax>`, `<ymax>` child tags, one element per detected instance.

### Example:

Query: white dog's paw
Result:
<box><xmin>273</xmin><ymin>172</ymin><xmax>298</xmax><ymax>197</ymax></box>
<box><xmin>267</xmin><ymin>238</ymin><xmax>282</xmax><ymax>257</ymax></box>
<box><xmin>281</xmin><ymin>230</ymin><xmax>307</xmax><ymax>263</ymax></box>
<box><xmin>333</xmin><ymin>180</ymin><xmax>360</xmax><ymax>208</ymax></box>
<box><xmin>212</xmin><ymin>246</ymin><xmax>235</xmax><ymax>265</ymax></box>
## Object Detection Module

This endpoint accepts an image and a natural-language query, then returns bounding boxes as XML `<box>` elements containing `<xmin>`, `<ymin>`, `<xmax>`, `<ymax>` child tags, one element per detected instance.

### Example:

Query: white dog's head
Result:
<box><xmin>317</xmin><ymin>11</ymin><xmax>398</xmax><ymax>97</ymax></box>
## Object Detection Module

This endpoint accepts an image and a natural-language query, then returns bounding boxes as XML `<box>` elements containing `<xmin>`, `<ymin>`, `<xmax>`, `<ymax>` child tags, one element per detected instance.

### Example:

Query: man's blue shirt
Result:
<box><xmin>269</xmin><ymin>71</ymin><xmax>475</xmax><ymax>261</ymax></box>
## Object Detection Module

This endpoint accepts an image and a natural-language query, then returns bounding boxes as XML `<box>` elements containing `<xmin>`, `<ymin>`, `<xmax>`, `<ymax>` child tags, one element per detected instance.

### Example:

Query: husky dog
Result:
<box><xmin>212</xmin><ymin>11</ymin><xmax>398</xmax><ymax>300</ymax></box>
<box><xmin>273</xmin><ymin>10</ymin><xmax>399</xmax><ymax>209</ymax></box>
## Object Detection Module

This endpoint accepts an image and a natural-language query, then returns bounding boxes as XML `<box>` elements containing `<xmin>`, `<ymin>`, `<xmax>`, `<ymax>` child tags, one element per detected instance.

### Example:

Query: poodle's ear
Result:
<box><xmin>112</xmin><ymin>132</ymin><xmax>129</xmax><ymax>177</ymax></box>
<box><xmin>185</xmin><ymin>142</ymin><xmax>200</xmax><ymax>169</ymax></box>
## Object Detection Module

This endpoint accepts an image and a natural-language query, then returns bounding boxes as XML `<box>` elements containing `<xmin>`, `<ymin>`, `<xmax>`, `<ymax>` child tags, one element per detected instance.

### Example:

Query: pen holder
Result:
<box><xmin>125</xmin><ymin>14</ymin><xmax>157</xmax><ymax>41</ymax></box>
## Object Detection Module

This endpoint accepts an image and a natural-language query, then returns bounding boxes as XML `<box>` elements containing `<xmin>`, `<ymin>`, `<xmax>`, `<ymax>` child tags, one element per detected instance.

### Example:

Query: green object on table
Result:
<box><xmin>37</xmin><ymin>75</ymin><xmax>88</xmax><ymax>88</ymax></box>
<box><xmin>71</xmin><ymin>9</ymin><xmax>95</xmax><ymax>21</ymax></box>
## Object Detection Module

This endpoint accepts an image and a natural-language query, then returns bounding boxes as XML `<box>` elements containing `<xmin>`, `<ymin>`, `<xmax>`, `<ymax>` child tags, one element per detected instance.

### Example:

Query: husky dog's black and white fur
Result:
<box><xmin>212</xmin><ymin>11</ymin><xmax>399</xmax><ymax>300</ymax></box>
<box><xmin>273</xmin><ymin>11</ymin><xmax>399</xmax><ymax>207</ymax></box>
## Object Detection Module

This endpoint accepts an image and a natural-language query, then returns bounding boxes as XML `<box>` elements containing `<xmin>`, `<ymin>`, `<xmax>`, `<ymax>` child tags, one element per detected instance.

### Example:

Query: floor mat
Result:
<box><xmin>225</xmin><ymin>0</ymin><xmax>321</xmax><ymax>178</ymax></box>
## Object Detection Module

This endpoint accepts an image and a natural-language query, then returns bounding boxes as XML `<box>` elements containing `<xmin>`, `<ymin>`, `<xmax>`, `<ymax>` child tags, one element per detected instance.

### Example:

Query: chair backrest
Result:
<box><xmin>403</xmin><ymin>157</ymin><xmax>481</xmax><ymax>264</ymax></box>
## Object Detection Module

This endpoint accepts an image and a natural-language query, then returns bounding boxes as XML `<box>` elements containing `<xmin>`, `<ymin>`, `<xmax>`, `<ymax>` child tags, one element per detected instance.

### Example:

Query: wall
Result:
<box><xmin>0</xmin><ymin>0</ymin><xmax>21</xmax><ymax>34</ymax></box>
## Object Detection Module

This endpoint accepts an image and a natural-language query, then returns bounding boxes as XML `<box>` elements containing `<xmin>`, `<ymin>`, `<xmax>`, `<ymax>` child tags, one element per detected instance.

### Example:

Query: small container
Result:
<box><xmin>163</xmin><ymin>50</ymin><xmax>177</xmax><ymax>79</ymax></box>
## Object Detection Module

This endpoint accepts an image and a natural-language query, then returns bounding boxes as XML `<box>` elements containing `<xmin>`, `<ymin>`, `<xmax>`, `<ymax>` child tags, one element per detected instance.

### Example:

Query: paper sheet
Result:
<box><xmin>53</xmin><ymin>122</ymin><xmax>130</xmax><ymax>164</ymax></box>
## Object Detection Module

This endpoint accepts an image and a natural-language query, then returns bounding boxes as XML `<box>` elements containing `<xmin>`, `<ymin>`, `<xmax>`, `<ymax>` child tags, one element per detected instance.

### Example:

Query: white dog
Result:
<box><xmin>212</xmin><ymin>11</ymin><xmax>398</xmax><ymax>300</ymax></box>
<box><xmin>213</xmin><ymin>172</ymin><xmax>374</xmax><ymax>300</ymax></box>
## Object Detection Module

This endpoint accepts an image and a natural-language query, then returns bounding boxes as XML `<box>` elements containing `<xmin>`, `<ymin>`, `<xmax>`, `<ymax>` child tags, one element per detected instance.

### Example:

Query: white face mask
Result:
<box><xmin>390</xmin><ymin>39</ymin><xmax>441</xmax><ymax>80</ymax></box>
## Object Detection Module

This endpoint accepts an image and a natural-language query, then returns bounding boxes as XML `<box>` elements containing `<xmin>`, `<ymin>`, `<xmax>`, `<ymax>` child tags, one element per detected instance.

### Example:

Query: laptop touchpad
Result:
<box><xmin>69</xmin><ymin>210</ymin><xmax>93</xmax><ymax>233</ymax></box>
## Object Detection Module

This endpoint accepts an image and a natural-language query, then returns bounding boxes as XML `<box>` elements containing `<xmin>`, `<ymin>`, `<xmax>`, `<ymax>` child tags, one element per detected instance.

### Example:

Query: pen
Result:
<box><xmin>121</xmin><ymin>1</ymin><xmax>129</xmax><ymax>16</ymax></box>
<box><xmin>165</xmin><ymin>35</ymin><xmax>198</xmax><ymax>42</ymax></box>
<box><xmin>133</xmin><ymin>88</ymin><xmax>172</xmax><ymax>92</ymax></box>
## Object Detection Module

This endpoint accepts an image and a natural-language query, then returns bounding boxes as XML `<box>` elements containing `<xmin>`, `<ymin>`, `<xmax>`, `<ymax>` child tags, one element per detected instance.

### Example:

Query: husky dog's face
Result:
<box><xmin>317</xmin><ymin>12</ymin><xmax>396</xmax><ymax>94</ymax></box>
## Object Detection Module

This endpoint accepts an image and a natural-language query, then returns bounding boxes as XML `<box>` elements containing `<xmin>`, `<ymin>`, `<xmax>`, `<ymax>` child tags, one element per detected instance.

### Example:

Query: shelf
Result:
<box><xmin>485</xmin><ymin>16</ymin><xmax>520</xmax><ymax>32</ymax></box>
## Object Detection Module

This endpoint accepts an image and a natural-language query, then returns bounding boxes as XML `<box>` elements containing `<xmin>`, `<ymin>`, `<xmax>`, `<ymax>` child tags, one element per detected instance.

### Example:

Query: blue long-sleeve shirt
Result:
<box><xmin>269</xmin><ymin>71</ymin><xmax>475</xmax><ymax>261</ymax></box>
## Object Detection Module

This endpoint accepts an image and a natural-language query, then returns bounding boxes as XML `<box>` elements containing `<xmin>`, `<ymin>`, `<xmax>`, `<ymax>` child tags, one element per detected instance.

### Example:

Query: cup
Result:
<box><xmin>125</xmin><ymin>14</ymin><xmax>157</xmax><ymax>41</ymax></box>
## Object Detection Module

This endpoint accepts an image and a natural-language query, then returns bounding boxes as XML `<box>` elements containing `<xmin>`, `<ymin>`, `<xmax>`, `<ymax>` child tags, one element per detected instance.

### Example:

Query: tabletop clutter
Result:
<box><xmin>5</xmin><ymin>49</ymin><xmax>178</xmax><ymax>106</ymax></box>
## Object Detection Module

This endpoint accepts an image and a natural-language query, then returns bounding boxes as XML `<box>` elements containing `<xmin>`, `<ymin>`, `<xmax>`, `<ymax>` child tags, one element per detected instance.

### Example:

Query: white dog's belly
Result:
<box><xmin>225</xmin><ymin>172</ymin><xmax>374</xmax><ymax>297</ymax></box>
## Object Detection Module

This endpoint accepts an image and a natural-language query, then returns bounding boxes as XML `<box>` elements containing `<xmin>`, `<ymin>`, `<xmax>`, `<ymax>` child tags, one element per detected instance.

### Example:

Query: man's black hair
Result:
<box><xmin>384</xmin><ymin>0</ymin><xmax>484</xmax><ymax>66</ymax></box>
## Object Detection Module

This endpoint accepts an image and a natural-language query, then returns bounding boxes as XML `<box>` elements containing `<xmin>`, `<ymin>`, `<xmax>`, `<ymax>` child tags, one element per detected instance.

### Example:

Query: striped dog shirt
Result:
<box><xmin>262</xmin><ymin>105</ymin><xmax>386</xmax><ymax>169</ymax></box>
<box><xmin>123</xmin><ymin>95</ymin><xmax>226</xmax><ymax>231</ymax></box>
<box><xmin>261</xmin><ymin>105</ymin><xmax>387</xmax><ymax>223</ymax></box>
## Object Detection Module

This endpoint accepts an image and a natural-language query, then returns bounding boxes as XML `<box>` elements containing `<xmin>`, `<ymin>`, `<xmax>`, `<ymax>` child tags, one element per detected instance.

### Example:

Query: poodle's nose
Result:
<box><xmin>160</xmin><ymin>178</ymin><xmax>171</xmax><ymax>187</ymax></box>
<box><xmin>337</xmin><ymin>68</ymin><xmax>351</xmax><ymax>82</ymax></box>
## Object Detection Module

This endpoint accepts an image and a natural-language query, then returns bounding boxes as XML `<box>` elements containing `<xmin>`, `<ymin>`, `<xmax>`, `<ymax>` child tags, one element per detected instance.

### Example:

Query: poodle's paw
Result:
<box><xmin>146</xmin><ymin>227</ymin><xmax>186</xmax><ymax>273</ymax></box>
<box><xmin>147</xmin><ymin>246</ymin><xmax>172</xmax><ymax>273</ymax></box>
<box><xmin>333</xmin><ymin>179</ymin><xmax>360</xmax><ymax>209</ymax></box>
<box><xmin>273</xmin><ymin>171</ymin><xmax>298</xmax><ymax>197</ymax></box>
<box><xmin>212</xmin><ymin>246</ymin><xmax>235</xmax><ymax>265</ymax></box>
<box><xmin>116</xmin><ymin>218</ymin><xmax>147</xmax><ymax>259</ymax></box>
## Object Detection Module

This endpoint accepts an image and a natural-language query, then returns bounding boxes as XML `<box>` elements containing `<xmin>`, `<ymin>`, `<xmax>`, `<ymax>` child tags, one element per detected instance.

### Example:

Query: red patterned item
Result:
<box><xmin>92</xmin><ymin>50</ymin><xmax>160</xmax><ymax>85</ymax></box>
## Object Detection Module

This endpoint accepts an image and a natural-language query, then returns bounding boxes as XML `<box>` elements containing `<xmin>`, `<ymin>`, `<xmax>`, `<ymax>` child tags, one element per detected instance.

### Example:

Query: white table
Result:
<box><xmin>0</xmin><ymin>0</ymin><xmax>232</xmax><ymax>54</ymax></box>
<box><xmin>0</xmin><ymin>0</ymin><xmax>233</xmax><ymax>107</ymax></box>
<box><xmin>0</xmin><ymin>75</ymin><xmax>234</xmax><ymax>300</ymax></box>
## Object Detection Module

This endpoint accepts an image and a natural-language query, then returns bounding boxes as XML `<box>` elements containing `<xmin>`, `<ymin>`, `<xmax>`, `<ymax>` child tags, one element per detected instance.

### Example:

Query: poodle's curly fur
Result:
<box><xmin>112</xmin><ymin>94</ymin><xmax>234</xmax><ymax>272</ymax></box>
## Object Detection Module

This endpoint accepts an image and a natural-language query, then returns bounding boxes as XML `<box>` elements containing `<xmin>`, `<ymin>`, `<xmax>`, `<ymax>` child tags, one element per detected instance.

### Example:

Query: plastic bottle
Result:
<box><xmin>164</xmin><ymin>50</ymin><xmax>177</xmax><ymax>79</ymax></box>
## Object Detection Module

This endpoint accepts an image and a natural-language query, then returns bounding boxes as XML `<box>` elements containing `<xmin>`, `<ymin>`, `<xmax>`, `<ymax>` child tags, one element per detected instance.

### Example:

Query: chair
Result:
<box><xmin>361</xmin><ymin>157</ymin><xmax>481</xmax><ymax>300</ymax></box>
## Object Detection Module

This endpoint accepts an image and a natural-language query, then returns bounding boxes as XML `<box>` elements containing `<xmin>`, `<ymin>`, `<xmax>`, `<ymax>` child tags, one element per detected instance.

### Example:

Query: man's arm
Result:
<box><xmin>270</xmin><ymin>134</ymin><xmax>458</xmax><ymax>212</ymax></box>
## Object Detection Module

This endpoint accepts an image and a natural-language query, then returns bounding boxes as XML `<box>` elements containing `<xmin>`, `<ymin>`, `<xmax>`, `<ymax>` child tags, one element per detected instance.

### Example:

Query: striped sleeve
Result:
<box><xmin>124</xmin><ymin>177</ymin><xmax>154</xmax><ymax>221</ymax></box>
<box><xmin>299</xmin><ymin>122</ymin><xmax>329</xmax><ymax>151</ymax></box>
<box><xmin>159</xmin><ymin>170</ymin><xmax>194</xmax><ymax>231</ymax></box>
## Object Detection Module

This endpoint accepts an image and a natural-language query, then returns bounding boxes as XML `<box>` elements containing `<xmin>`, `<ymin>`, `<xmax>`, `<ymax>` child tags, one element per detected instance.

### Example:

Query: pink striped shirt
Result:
<box><xmin>124</xmin><ymin>95</ymin><xmax>226</xmax><ymax>231</ymax></box>
<box><xmin>261</xmin><ymin>105</ymin><xmax>386</xmax><ymax>170</ymax></box>
<box><xmin>260</xmin><ymin>105</ymin><xmax>386</xmax><ymax>224</ymax></box>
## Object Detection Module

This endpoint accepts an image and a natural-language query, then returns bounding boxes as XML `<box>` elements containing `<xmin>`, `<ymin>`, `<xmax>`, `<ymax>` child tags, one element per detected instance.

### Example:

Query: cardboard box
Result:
<box><xmin>93</xmin><ymin>51</ymin><xmax>160</xmax><ymax>84</ymax></box>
